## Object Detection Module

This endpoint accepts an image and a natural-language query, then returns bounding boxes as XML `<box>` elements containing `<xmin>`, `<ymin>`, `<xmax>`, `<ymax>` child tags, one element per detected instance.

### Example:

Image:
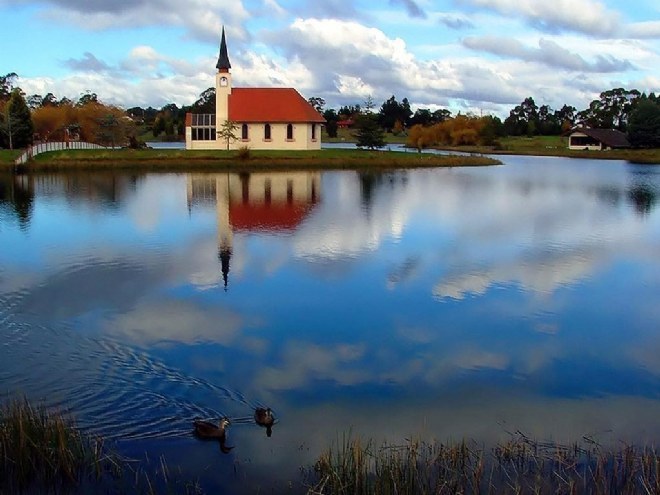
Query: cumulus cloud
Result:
<box><xmin>460</xmin><ymin>0</ymin><xmax>621</xmax><ymax>36</ymax></box>
<box><xmin>463</xmin><ymin>36</ymin><xmax>634</xmax><ymax>72</ymax></box>
<box><xmin>626</xmin><ymin>21</ymin><xmax>660</xmax><ymax>39</ymax></box>
<box><xmin>15</xmin><ymin>0</ymin><xmax>250</xmax><ymax>42</ymax></box>
<box><xmin>8</xmin><ymin>0</ymin><xmax>656</xmax><ymax>114</ymax></box>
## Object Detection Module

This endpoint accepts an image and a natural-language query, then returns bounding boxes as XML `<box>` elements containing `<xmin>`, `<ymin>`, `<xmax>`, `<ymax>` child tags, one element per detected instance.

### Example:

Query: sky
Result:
<box><xmin>1</xmin><ymin>0</ymin><xmax>660</xmax><ymax>117</ymax></box>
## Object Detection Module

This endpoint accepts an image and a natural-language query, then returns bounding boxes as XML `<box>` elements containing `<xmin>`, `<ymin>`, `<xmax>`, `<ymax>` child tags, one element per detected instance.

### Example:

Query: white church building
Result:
<box><xmin>185</xmin><ymin>28</ymin><xmax>325</xmax><ymax>151</ymax></box>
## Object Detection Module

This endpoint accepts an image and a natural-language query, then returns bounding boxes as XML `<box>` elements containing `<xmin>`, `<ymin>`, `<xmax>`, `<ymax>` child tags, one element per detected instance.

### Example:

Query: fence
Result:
<box><xmin>15</xmin><ymin>141</ymin><xmax>108</xmax><ymax>165</ymax></box>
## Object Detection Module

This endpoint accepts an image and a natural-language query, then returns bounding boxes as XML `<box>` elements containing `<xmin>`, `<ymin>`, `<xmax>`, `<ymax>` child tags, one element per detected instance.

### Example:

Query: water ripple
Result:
<box><xmin>1</xmin><ymin>308</ymin><xmax>261</xmax><ymax>442</ymax></box>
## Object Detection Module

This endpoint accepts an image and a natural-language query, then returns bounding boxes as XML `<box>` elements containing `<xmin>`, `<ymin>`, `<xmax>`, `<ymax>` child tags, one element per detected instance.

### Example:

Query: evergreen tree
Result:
<box><xmin>628</xmin><ymin>98</ymin><xmax>660</xmax><ymax>148</ymax></box>
<box><xmin>3</xmin><ymin>89</ymin><xmax>34</xmax><ymax>149</ymax></box>
<box><xmin>354</xmin><ymin>113</ymin><xmax>385</xmax><ymax>150</ymax></box>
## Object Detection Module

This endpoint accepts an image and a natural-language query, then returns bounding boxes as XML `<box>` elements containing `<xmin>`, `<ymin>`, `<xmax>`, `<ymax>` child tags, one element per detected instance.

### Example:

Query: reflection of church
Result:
<box><xmin>186</xmin><ymin>171</ymin><xmax>321</xmax><ymax>288</ymax></box>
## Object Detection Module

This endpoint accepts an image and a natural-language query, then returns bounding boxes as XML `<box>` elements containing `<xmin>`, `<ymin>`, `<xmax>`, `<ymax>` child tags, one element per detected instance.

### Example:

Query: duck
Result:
<box><xmin>193</xmin><ymin>418</ymin><xmax>233</xmax><ymax>453</ymax></box>
<box><xmin>254</xmin><ymin>407</ymin><xmax>275</xmax><ymax>437</ymax></box>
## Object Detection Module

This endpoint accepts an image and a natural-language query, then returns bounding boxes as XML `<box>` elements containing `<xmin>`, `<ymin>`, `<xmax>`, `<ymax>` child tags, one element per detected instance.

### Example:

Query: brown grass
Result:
<box><xmin>306</xmin><ymin>433</ymin><xmax>660</xmax><ymax>495</ymax></box>
<box><xmin>0</xmin><ymin>398</ymin><xmax>203</xmax><ymax>494</ymax></box>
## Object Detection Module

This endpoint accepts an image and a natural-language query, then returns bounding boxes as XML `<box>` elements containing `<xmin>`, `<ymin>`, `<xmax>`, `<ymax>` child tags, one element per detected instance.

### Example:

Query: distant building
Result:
<box><xmin>567</xmin><ymin>128</ymin><xmax>630</xmax><ymax>151</ymax></box>
<box><xmin>185</xmin><ymin>28</ymin><xmax>325</xmax><ymax>151</ymax></box>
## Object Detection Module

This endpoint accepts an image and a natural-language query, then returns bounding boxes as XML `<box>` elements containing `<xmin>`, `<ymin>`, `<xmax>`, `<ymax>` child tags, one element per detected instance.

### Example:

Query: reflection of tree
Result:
<box><xmin>0</xmin><ymin>174</ymin><xmax>34</xmax><ymax>229</ymax></box>
<box><xmin>358</xmin><ymin>172</ymin><xmax>379</xmax><ymax>215</ymax></box>
<box><xmin>628</xmin><ymin>184</ymin><xmax>657</xmax><ymax>217</ymax></box>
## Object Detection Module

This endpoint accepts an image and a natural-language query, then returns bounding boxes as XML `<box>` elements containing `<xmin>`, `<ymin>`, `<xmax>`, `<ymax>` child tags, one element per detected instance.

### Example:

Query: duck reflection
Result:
<box><xmin>187</xmin><ymin>171</ymin><xmax>321</xmax><ymax>289</ymax></box>
<box><xmin>193</xmin><ymin>418</ymin><xmax>233</xmax><ymax>454</ymax></box>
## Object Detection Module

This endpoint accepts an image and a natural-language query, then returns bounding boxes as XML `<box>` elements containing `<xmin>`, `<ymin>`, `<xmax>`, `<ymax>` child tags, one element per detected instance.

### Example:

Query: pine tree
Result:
<box><xmin>354</xmin><ymin>113</ymin><xmax>385</xmax><ymax>150</ymax></box>
<box><xmin>4</xmin><ymin>89</ymin><xmax>34</xmax><ymax>149</ymax></box>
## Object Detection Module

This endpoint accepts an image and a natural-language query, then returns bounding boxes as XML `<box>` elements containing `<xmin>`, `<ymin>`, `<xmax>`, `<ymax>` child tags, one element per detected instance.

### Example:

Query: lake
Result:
<box><xmin>1</xmin><ymin>156</ymin><xmax>659</xmax><ymax>493</ymax></box>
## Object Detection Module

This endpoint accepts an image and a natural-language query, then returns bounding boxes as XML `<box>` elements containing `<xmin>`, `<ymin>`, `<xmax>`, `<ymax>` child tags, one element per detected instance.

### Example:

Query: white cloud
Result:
<box><xmin>34</xmin><ymin>0</ymin><xmax>250</xmax><ymax>42</ymax></box>
<box><xmin>461</xmin><ymin>0</ymin><xmax>621</xmax><ymax>36</ymax></box>
<box><xmin>463</xmin><ymin>36</ymin><xmax>633</xmax><ymax>72</ymax></box>
<box><xmin>626</xmin><ymin>21</ymin><xmax>660</xmax><ymax>39</ymax></box>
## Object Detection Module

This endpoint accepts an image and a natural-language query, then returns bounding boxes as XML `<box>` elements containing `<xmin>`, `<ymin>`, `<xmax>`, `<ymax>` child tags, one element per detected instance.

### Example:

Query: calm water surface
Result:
<box><xmin>1</xmin><ymin>156</ymin><xmax>660</xmax><ymax>492</ymax></box>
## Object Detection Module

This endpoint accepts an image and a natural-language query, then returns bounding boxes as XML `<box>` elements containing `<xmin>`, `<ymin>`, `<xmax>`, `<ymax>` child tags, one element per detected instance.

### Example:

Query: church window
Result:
<box><xmin>264</xmin><ymin>124</ymin><xmax>271</xmax><ymax>141</ymax></box>
<box><xmin>191</xmin><ymin>114</ymin><xmax>216</xmax><ymax>141</ymax></box>
<box><xmin>286</xmin><ymin>124</ymin><xmax>294</xmax><ymax>141</ymax></box>
<box><xmin>241</xmin><ymin>124</ymin><xmax>249</xmax><ymax>140</ymax></box>
<box><xmin>311</xmin><ymin>124</ymin><xmax>317</xmax><ymax>141</ymax></box>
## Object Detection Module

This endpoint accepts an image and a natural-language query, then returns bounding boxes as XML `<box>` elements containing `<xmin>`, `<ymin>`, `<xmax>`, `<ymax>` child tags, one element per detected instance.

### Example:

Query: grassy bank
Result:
<box><xmin>4</xmin><ymin>147</ymin><xmax>499</xmax><ymax>172</ymax></box>
<box><xmin>0</xmin><ymin>398</ymin><xmax>201</xmax><ymax>494</ymax></box>
<box><xmin>307</xmin><ymin>434</ymin><xmax>660</xmax><ymax>495</ymax></box>
<box><xmin>435</xmin><ymin>135</ymin><xmax>660</xmax><ymax>163</ymax></box>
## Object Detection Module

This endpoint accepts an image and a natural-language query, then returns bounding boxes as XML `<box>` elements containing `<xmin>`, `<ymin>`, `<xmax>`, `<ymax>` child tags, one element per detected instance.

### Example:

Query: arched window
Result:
<box><xmin>311</xmin><ymin>124</ymin><xmax>317</xmax><ymax>141</ymax></box>
<box><xmin>264</xmin><ymin>123</ymin><xmax>271</xmax><ymax>140</ymax></box>
<box><xmin>241</xmin><ymin>124</ymin><xmax>249</xmax><ymax>140</ymax></box>
<box><xmin>286</xmin><ymin>124</ymin><xmax>294</xmax><ymax>141</ymax></box>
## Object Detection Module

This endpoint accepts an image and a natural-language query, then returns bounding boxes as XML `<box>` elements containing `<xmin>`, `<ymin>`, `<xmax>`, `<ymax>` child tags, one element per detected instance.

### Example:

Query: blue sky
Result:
<box><xmin>1</xmin><ymin>0</ymin><xmax>659</xmax><ymax>116</ymax></box>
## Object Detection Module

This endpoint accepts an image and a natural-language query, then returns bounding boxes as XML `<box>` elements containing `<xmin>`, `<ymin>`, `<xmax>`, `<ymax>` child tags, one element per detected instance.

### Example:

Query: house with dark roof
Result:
<box><xmin>185</xmin><ymin>28</ymin><xmax>325</xmax><ymax>151</ymax></box>
<box><xmin>567</xmin><ymin>127</ymin><xmax>630</xmax><ymax>151</ymax></box>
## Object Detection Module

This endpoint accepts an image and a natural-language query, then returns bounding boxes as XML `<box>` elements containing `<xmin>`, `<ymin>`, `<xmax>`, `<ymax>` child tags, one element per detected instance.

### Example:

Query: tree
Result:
<box><xmin>193</xmin><ymin>87</ymin><xmax>215</xmax><ymax>113</ymax></box>
<box><xmin>504</xmin><ymin>97</ymin><xmax>539</xmax><ymax>136</ymax></box>
<box><xmin>354</xmin><ymin>113</ymin><xmax>385</xmax><ymax>150</ymax></box>
<box><xmin>77</xmin><ymin>91</ymin><xmax>98</xmax><ymax>107</ymax></box>
<box><xmin>27</xmin><ymin>94</ymin><xmax>43</xmax><ymax>110</ymax></box>
<box><xmin>0</xmin><ymin>72</ymin><xmax>17</xmax><ymax>101</ymax></box>
<box><xmin>479</xmin><ymin>115</ymin><xmax>505</xmax><ymax>146</ymax></box>
<box><xmin>323</xmin><ymin>108</ymin><xmax>339</xmax><ymax>138</ymax></box>
<box><xmin>628</xmin><ymin>98</ymin><xmax>660</xmax><ymax>148</ymax></box>
<box><xmin>217</xmin><ymin>120</ymin><xmax>238</xmax><ymax>150</ymax></box>
<box><xmin>378</xmin><ymin>95</ymin><xmax>412</xmax><ymax>132</ymax></box>
<box><xmin>577</xmin><ymin>88</ymin><xmax>641</xmax><ymax>130</ymax></box>
<box><xmin>308</xmin><ymin>97</ymin><xmax>325</xmax><ymax>114</ymax></box>
<box><xmin>537</xmin><ymin>105</ymin><xmax>561</xmax><ymax>135</ymax></box>
<box><xmin>409</xmin><ymin>109</ymin><xmax>433</xmax><ymax>127</ymax></box>
<box><xmin>2</xmin><ymin>89</ymin><xmax>33</xmax><ymax>149</ymax></box>
<box><xmin>555</xmin><ymin>105</ymin><xmax>576</xmax><ymax>129</ymax></box>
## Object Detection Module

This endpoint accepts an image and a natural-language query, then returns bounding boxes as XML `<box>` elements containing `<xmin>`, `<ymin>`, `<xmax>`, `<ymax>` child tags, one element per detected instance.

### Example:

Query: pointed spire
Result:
<box><xmin>216</xmin><ymin>26</ymin><xmax>231</xmax><ymax>72</ymax></box>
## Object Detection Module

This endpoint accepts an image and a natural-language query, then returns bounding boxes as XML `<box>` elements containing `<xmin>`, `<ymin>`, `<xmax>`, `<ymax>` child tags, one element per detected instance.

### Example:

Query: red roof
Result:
<box><xmin>229</xmin><ymin>203</ymin><xmax>315</xmax><ymax>232</ymax></box>
<box><xmin>228</xmin><ymin>88</ymin><xmax>326</xmax><ymax>123</ymax></box>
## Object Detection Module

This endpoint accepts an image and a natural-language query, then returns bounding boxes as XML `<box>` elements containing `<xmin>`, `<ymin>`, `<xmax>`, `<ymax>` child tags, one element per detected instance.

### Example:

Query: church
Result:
<box><xmin>185</xmin><ymin>28</ymin><xmax>325</xmax><ymax>151</ymax></box>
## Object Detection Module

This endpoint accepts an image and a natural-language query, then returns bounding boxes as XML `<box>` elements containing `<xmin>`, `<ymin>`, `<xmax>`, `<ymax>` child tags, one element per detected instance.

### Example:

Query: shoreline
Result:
<box><xmin>2</xmin><ymin>147</ymin><xmax>501</xmax><ymax>172</ymax></box>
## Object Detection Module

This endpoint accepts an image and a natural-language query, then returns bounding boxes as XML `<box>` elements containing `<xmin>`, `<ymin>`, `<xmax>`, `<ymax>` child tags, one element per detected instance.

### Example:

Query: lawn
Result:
<box><xmin>12</xmin><ymin>146</ymin><xmax>498</xmax><ymax>171</ymax></box>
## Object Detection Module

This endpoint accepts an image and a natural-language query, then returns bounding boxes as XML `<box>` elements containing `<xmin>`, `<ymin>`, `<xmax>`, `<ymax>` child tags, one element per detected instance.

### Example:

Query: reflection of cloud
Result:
<box><xmin>105</xmin><ymin>299</ymin><xmax>243</xmax><ymax>346</ymax></box>
<box><xmin>256</xmin><ymin>342</ymin><xmax>367</xmax><ymax>390</ymax></box>
<box><xmin>433</xmin><ymin>251</ymin><xmax>597</xmax><ymax>299</ymax></box>
<box><xmin>294</xmin><ymin>173</ymin><xmax>412</xmax><ymax>260</ymax></box>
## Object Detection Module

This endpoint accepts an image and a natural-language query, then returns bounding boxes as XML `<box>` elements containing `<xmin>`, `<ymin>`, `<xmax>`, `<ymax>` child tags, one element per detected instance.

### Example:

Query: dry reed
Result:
<box><xmin>307</xmin><ymin>432</ymin><xmax>659</xmax><ymax>495</ymax></box>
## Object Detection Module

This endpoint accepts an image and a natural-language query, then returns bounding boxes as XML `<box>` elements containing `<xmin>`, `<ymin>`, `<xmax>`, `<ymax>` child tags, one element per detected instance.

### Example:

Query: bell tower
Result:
<box><xmin>215</xmin><ymin>27</ymin><xmax>232</xmax><ymax>126</ymax></box>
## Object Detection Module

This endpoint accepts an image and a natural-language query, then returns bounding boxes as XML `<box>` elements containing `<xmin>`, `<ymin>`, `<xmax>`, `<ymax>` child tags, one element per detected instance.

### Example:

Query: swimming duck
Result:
<box><xmin>193</xmin><ymin>418</ymin><xmax>233</xmax><ymax>453</ymax></box>
<box><xmin>254</xmin><ymin>407</ymin><xmax>275</xmax><ymax>437</ymax></box>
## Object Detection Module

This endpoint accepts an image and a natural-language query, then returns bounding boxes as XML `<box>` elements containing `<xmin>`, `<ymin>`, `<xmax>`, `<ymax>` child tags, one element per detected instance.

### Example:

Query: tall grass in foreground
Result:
<box><xmin>307</xmin><ymin>433</ymin><xmax>660</xmax><ymax>495</ymax></box>
<box><xmin>0</xmin><ymin>398</ymin><xmax>202</xmax><ymax>494</ymax></box>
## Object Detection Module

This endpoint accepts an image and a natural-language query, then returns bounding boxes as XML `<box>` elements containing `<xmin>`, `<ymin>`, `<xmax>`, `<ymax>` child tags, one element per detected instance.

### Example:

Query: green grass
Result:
<box><xmin>306</xmin><ymin>434</ymin><xmax>660</xmax><ymax>495</ymax></box>
<box><xmin>15</xmin><ymin>147</ymin><xmax>499</xmax><ymax>171</ymax></box>
<box><xmin>0</xmin><ymin>149</ymin><xmax>21</xmax><ymax>167</ymax></box>
<box><xmin>436</xmin><ymin>135</ymin><xmax>660</xmax><ymax>163</ymax></box>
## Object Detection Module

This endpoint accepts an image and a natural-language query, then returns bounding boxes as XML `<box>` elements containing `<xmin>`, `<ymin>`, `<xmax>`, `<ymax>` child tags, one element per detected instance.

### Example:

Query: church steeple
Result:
<box><xmin>216</xmin><ymin>27</ymin><xmax>231</xmax><ymax>72</ymax></box>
